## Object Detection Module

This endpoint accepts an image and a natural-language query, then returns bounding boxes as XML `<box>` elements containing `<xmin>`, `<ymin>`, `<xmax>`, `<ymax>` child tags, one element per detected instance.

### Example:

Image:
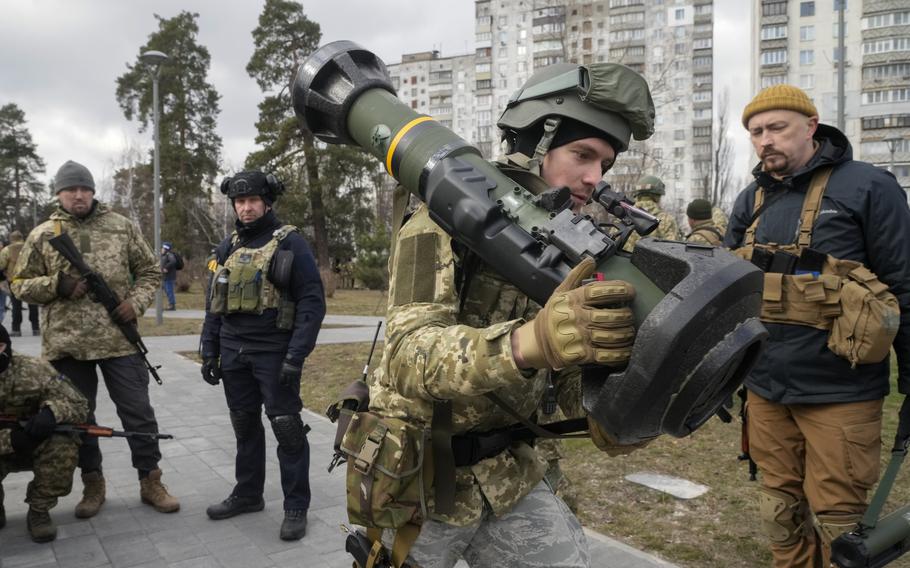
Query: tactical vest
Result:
<box><xmin>209</xmin><ymin>225</ymin><xmax>297</xmax><ymax>327</ymax></box>
<box><xmin>734</xmin><ymin>168</ymin><xmax>899</xmax><ymax>367</ymax></box>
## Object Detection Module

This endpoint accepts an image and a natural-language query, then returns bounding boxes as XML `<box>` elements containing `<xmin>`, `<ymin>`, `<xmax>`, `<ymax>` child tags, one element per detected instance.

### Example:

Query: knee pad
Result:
<box><xmin>269</xmin><ymin>414</ymin><xmax>311</xmax><ymax>454</ymax></box>
<box><xmin>229</xmin><ymin>410</ymin><xmax>262</xmax><ymax>442</ymax></box>
<box><xmin>759</xmin><ymin>487</ymin><xmax>810</xmax><ymax>546</ymax></box>
<box><xmin>815</xmin><ymin>512</ymin><xmax>861</xmax><ymax>546</ymax></box>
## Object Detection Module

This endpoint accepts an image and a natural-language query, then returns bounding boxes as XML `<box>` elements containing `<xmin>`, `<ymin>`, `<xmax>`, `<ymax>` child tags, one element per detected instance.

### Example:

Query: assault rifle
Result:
<box><xmin>48</xmin><ymin>233</ymin><xmax>163</xmax><ymax>385</ymax></box>
<box><xmin>0</xmin><ymin>414</ymin><xmax>173</xmax><ymax>441</ymax></box>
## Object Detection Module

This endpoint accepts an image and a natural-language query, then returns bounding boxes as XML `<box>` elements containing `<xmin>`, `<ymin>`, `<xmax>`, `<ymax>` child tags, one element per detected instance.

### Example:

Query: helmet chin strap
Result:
<box><xmin>526</xmin><ymin>117</ymin><xmax>561</xmax><ymax>177</ymax></box>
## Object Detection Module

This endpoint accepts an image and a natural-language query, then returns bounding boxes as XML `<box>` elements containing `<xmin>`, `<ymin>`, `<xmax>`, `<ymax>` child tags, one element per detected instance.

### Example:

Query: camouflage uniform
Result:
<box><xmin>1</xmin><ymin>354</ymin><xmax>87</xmax><ymax>512</ymax></box>
<box><xmin>685</xmin><ymin>219</ymin><xmax>724</xmax><ymax>247</ymax></box>
<box><xmin>371</xmin><ymin>202</ymin><xmax>590</xmax><ymax>566</ymax></box>
<box><xmin>712</xmin><ymin>206</ymin><xmax>729</xmax><ymax>237</ymax></box>
<box><xmin>622</xmin><ymin>195</ymin><xmax>681</xmax><ymax>251</ymax></box>
<box><xmin>11</xmin><ymin>202</ymin><xmax>159</xmax><ymax>361</ymax></box>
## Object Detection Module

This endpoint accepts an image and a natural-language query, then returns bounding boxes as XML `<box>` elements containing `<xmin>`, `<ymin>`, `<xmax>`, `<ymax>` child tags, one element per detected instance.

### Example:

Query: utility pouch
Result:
<box><xmin>276</xmin><ymin>296</ymin><xmax>295</xmax><ymax>330</ymax></box>
<box><xmin>227</xmin><ymin>261</ymin><xmax>262</xmax><ymax>313</ymax></box>
<box><xmin>341</xmin><ymin>412</ymin><xmax>430</xmax><ymax>530</ymax></box>
<box><xmin>768</xmin><ymin>250</ymin><xmax>798</xmax><ymax>274</ymax></box>
<box><xmin>210</xmin><ymin>267</ymin><xmax>230</xmax><ymax>315</ymax></box>
<box><xmin>827</xmin><ymin>266</ymin><xmax>900</xmax><ymax>368</ymax></box>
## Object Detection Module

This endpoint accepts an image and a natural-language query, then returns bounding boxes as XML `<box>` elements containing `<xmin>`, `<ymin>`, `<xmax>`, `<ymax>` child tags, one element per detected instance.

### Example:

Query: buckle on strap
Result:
<box><xmin>354</xmin><ymin>425</ymin><xmax>387</xmax><ymax>475</ymax></box>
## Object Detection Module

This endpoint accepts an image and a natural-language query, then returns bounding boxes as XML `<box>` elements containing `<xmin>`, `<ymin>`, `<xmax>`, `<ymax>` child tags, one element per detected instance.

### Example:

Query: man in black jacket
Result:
<box><xmin>726</xmin><ymin>84</ymin><xmax>910</xmax><ymax>567</ymax></box>
<box><xmin>199</xmin><ymin>171</ymin><xmax>326</xmax><ymax>541</ymax></box>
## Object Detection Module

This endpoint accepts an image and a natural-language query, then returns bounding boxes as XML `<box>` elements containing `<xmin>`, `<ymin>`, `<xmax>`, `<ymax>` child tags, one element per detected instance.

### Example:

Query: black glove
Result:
<box><xmin>9</xmin><ymin>428</ymin><xmax>39</xmax><ymax>455</ymax></box>
<box><xmin>201</xmin><ymin>357</ymin><xmax>222</xmax><ymax>386</ymax></box>
<box><xmin>279</xmin><ymin>360</ymin><xmax>302</xmax><ymax>389</ymax></box>
<box><xmin>24</xmin><ymin>406</ymin><xmax>57</xmax><ymax>442</ymax></box>
<box><xmin>57</xmin><ymin>272</ymin><xmax>88</xmax><ymax>299</ymax></box>
<box><xmin>895</xmin><ymin>396</ymin><xmax>910</xmax><ymax>451</ymax></box>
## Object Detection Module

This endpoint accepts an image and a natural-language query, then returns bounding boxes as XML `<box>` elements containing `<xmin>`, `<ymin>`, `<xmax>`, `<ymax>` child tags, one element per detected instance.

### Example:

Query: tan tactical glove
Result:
<box><xmin>514</xmin><ymin>257</ymin><xmax>635</xmax><ymax>371</ymax></box>
<box><xmin>588</xmin><ymin>416</ymin><xmax>653</xmax><ymax>457</ymax></box>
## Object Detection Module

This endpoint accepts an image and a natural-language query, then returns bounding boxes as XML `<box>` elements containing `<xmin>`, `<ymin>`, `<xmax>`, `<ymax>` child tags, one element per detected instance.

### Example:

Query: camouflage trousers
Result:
<box><xmin>0</xmin><ymin>434</ymin><xmax>79</xmax><ymax>512</ymax></box>
<box><xmin>384</xmin><ymin>480</ymin><xmax>590</xmax><ymax>568</ymax></box>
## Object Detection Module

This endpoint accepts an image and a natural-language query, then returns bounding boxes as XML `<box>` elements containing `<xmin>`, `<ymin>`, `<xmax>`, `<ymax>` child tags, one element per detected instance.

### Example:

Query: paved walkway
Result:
<box><xmin>0</xmin><ymin>311</ymin><xmax>676</xmax><ymax>568</ymax></box>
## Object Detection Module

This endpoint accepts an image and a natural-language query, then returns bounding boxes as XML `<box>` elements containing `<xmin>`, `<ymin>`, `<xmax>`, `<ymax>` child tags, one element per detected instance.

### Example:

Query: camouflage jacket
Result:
<box><xmin>685</xmin><ymin>219</ymin><xmax>724</xmax><ymax>246</ymax></box>
<box><xmin>370</xmin><ymin>202</ymin><xmax>586</xmax><ymax>527</ymax></box>
<box><xmin>623</xmin><ymin>196</ymin><xmax>681</xmax><ymax>251</ymax></box>
<box><xmin>0</xmin><ymin>242</ymin><xmax>23</xmax><ymax>278</ymax></box>
<box><xmin>0</xmin><ymin>353</ymin><xmax>88</xmax><ymax>456</ymax></box>
<box><xmin>11</xmin><ymin>202</ymin><xmax>160</xmax><ymax>361</ymax></box>
<box><xmin>712</xmin><ymin>206</ymin><xmax>729</xmax><ymax>237</ymax></box>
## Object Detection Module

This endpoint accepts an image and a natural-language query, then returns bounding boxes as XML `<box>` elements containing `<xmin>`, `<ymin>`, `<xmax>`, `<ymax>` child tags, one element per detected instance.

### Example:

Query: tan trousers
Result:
<box><xmin>747</xmin><ymin>390</ymin><xmax>883</xmax><ymax>568</ymax></box>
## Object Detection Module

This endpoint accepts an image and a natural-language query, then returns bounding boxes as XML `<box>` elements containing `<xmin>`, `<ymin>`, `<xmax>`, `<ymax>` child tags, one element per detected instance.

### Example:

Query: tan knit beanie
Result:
<box><xmin>741</xmin><ymin>84</ymin><xmax>818</xmax><ymax>128</ymax></box>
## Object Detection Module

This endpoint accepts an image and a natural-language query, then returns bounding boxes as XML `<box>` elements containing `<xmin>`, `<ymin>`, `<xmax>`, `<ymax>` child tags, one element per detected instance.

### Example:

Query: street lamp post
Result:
<box><xmin>140</xmin><ymin>50</ymin><xmax>168</xmax><ymax>326</ymax></box>
<box><xmin>884</xmin><ymin>135</ymin><xmax>903</xmax><ymax>175</ymax></box>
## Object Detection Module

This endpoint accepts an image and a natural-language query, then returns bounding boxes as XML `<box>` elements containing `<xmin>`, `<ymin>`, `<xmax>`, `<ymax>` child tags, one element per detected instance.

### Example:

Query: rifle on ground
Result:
<box><xmin>0</xmin><ymin>415</ymin><xmax>173</xmax><ymax>441</ymax></box>
<box><xmin>48</xmin><ymin>233</ymin><xmax>163</xmax><ymax>385</ymax></box>
<box><xmin>737</xmin><ymin>387</ymin><xmax>758</xmax><ymax>481</ymax></box>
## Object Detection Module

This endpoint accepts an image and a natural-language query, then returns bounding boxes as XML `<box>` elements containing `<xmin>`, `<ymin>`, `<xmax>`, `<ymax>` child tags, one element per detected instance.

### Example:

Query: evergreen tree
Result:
<box><xmin>115</xmin><ymin>11</ymin><xmax>222</xmax><ymax>256</ymax></box>
<box><xmin>0</xmin><ymin>103</ymin><xmax>47</xmax><ymax>233</ymax></box>
<box><xmin>244</xmin><ymin>0</ymin><xmax>329</xmax><ymax>273</ymax></box>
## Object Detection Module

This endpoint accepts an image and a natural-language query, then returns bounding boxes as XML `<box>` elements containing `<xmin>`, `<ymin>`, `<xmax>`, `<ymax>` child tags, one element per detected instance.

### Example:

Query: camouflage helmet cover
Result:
<box><xmin>633</xmin><ymin>175</ymin><xmax>665</xmax><ymax>196</ymax></box>
<box><xmin>497</xmin><ymin>62</ymin><xmax>655</xmax><ymax>153</ymax></box>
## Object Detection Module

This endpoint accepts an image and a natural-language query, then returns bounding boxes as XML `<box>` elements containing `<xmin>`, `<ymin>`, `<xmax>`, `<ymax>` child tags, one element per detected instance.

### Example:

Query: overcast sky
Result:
<box><xmin>0</xmin><ymin>0</ymin><xmax>753</xmax><ymax>196</ymax></box>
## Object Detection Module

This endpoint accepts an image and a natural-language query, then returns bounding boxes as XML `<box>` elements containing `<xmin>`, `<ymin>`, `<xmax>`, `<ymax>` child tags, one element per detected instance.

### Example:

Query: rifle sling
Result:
<box><xmin>860</xmin><ymin>446</ymin><xmax>907</xmax><ymax>530</ymax></box>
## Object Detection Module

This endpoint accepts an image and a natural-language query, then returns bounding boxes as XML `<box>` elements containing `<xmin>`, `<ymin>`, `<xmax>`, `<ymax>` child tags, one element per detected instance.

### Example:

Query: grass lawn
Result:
<box><xmin>173</xmin><ymin>287</ymin><xmax>387</xmax><ymax>315</ymax></box>
<box><xmin>138</xmin><ymin>317</ymin><xmax>204</xmax><ymax>337</ymax></box>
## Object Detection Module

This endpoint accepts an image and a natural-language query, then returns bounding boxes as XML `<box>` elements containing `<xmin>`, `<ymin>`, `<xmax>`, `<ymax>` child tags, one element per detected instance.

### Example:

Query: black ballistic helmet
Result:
<box><xmin>220</xmin><ymin>171</ymin><xmax>285</xmax><ymax>204</ymax></box>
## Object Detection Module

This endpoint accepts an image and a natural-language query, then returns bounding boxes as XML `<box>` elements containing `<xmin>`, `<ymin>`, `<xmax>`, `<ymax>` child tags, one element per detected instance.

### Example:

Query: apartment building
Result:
<box><xmin>387</xmin><ymin>0</ymin><xmax>716</xmax><ymax>214</ymax></box>
<box><xmin>753</xmin><ymin>0</ymin><xmax>909</xmax><ymax>190</ymax></box>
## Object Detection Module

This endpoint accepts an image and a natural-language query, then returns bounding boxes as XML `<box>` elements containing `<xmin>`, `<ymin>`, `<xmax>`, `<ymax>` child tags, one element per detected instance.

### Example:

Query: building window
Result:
<box><xmin>763</xmin><ymin>1</ymin><xmax>787</xmax><ymax>17</ymax></box>
<box><xmin>863</xmin><ymin>63</ymin><xmax>910</xmax><ymax>80</ymax></box>
<box><xmin>693</xmin><ymin>38</ymin><xmax>712</xmax><ymax>49</ymax></box>
<box><xmin>861</xmin><ymin>114</ymin><xmax>910</xmax><ymax>130</ymax></box>
<box><xmin>800</xmin><ymin>25</ymin><xmax>815</xmax><ymax>41</ymax></box>
<box><xmin>799</xmin><ymin>74</ymin><xmax>815</xmax><ymax>89</ymax></box>
<box><xmin>832</xmin><ymin>22</ymin><xmax>847</xmax><ymax>38</ymax></box>
<box><xmin>761</xmin><ymin>74</ymin><xmax>787</xmax><ymax>88</ymax></box>
<box><xmin>863</xmin><ymin>12</ymin><xmax>910</xmax><ymax>29</ymax></box>
<box><xmin>833</xmin><ymin>47</ymin><xmax>846</xmax><ymax>62</ymax></box>
<box><xmin>674</xmin><ymin>129</ymin><xmax>686</xmax><ymax>141</ymax></box>
<box><xmin>761</xmin><ymin>25</ymin><xmax>788</xmax><ymax>40</ymax></box>
<box><xmin>800</xmin><ymin>50</ymin><xmax>815</xmax><ymax>65</ymax></box>
<box><xmin>675</xmin><ymin>8</ymin><xmax>685</xmax><ymax>20</ymax></box>
<box><xmin>761</xmin><ymin>49</ymin><xmax>787</xmax><ymax>66</ymax></box>
<box><xmin>863</xmin><ymin>88</ymin><xmax>910</xmax><ymax>105</ymax></box>
<box><xmin>863</xmin><ymin>38</ymin><xmax>910</xmax><ymax>55</ymax></box>
<box><xmin>834</xmin><ymin>0</ymin><xmax>846</xmax><ymax>10</ymax></box>
<box><xmin>801</xmin><ymin>2</ymin><xmax>815</xmax><ymax>17</ymax></box>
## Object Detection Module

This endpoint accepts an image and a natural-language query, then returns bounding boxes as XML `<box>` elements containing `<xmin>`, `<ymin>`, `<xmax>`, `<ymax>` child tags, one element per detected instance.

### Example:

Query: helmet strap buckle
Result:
<box><xmin>529</xmin><ymin>117</ymin><xmax>562</xmax><ymax>176</ymax></box>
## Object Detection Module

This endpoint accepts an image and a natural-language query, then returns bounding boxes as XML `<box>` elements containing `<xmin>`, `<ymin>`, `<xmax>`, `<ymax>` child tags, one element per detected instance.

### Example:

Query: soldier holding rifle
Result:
<box><xmin>11</xmin><ymin>160</ymin><xmax>178</xmax><ymax>519</ymax></box>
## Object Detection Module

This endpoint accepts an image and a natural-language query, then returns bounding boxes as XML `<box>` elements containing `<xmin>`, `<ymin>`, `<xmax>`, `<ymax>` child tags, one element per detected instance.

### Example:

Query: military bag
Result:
<box><xmin>737</xmin><ymin>167</ymin><xmax>899</xmax><ymax>367</ymax></box>
<box><xmin>339</xmin><ymin>411</ymin><xmax>431</xmax><ymax>530</ymax></box>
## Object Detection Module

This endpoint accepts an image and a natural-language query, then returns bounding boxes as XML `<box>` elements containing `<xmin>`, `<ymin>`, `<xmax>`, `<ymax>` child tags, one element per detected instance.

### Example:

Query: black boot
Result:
<box><xmin>280</xmin><ymin>509</ymin><xmax>307</xmax><ymax>541</ymax></box>
<box><xmin>205</xmin><ymin>495</ymin><xmax>264</xmax><ymax>520</ymax></box>
<box><xmin>0</xmin><ymin>484</ymin><xmax>5</xmax><ymax>530</ymax></box>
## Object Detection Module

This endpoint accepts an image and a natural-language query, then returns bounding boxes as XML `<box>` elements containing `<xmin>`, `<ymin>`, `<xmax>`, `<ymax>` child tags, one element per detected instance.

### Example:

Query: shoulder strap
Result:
<box><xmin>796</xmin><ymin>166</ymin><xmax>833</xmax><ymax>249</ymax></box>
<box><xmin>484</xmin><ymin>392</ymin><xmax>590</xmax><ymax>440</ymax></box>
<box><xmin>743</xmin><ymin>166</ymin><xmax>833</xmax><ymax>249</ymax></box>
<box><xmin>743</xmin><ymin>189</ymin><xmax>765</xmax><ymax>247</ymax></box>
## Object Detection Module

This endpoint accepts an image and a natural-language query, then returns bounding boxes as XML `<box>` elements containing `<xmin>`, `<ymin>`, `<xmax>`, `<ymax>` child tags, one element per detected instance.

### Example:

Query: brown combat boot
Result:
<box><xmin>75</xmin><ymin>470</ymin><xmax>106</xmax><ymax>519</ymax></box>
<box><xmin>139</xmin><ymin>469</ymin><xmax>180</xmax><ymax>513</ymax></box>
<box><xmin>27</xmin><ymin>508</ymin><xmax>56</xmax><ymax>543</ymax></box>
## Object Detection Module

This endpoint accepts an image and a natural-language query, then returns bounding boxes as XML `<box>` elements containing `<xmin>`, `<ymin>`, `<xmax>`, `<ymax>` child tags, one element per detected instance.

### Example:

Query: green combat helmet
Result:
<box><xmin>497</xmin><ymin>63</ymin><xmax>655</xmax><ymax>171</ymax></box>
<box><xmin>632</xmin><ymin>175</ymin><xmax>665</xmax><ymax>197</ymax></box>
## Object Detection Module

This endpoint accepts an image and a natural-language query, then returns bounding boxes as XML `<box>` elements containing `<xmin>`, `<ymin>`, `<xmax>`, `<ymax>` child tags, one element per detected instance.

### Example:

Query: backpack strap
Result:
<box><xmin>743</xmin><ymin>166</ymin><xmax>833</xmax><ymax>250</ymax></box>
<box><xmin>796</xmin><ymin>167</ymin><xmax>833</xmax><ymax>250</ymax></box>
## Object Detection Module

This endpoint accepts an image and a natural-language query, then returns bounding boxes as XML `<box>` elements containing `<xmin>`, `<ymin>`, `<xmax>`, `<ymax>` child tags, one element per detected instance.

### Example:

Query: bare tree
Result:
<box><xmin>712</xmin><ymin>88</ymin><xmax>736</xmax><ymax>209</ymax></box>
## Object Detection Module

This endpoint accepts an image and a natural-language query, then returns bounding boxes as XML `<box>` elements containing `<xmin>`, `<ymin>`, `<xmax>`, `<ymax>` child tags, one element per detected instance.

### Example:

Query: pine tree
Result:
<box><xmin>115</xmin><ymin>11</ymin><xmax>222</xmax><ymax>256</ymax></box>
<box><xmin>0</xmin><ymin>103</ymin><xmax>47</xmax><ymax>233</ymax></box>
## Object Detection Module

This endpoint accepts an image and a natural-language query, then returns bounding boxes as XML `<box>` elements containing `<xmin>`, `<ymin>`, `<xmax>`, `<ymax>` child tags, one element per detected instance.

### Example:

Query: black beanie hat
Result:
<box><xmin>686</xmin><ymin>199</ymin><xmax>713</xmax><ymax>221</ymax></box>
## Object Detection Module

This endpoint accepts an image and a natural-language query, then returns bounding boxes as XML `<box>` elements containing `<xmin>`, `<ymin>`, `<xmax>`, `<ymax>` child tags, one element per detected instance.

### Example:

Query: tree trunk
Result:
<box><xmin>301</xmin><ymin>129</ymin><xmax>334</xmax><ymax>296</ymax></box>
